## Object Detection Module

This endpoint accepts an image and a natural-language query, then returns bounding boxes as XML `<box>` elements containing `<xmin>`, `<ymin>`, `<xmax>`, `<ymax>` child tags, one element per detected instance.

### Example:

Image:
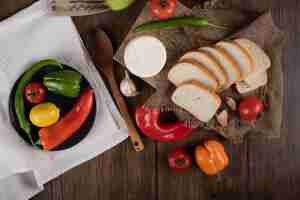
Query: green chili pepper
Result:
<box><xmin>134</xmin><ymin>16</ymin><xmax>227</xmax><ymax>33</ymax></box>
<box><xmin>43</xmin><ymin>70</ymin><xmax>82</xmax><ymax>98</ymax></box>
<box><xmin>15</xmin><ymin>59</ymin><xmax>63</xmax><ymax>143</ymax></box>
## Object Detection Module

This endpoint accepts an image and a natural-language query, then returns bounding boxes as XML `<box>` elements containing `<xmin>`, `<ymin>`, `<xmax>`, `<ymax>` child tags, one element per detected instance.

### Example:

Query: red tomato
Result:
<box><xmin>150</xmin><ymin>0</ymin><xmax>176</xmax><ymax>19</ymax></box>
<box><xmin>168</xmin><ymin>148</ymin><xmax>192</xmax><ymax>171</ymax></box>
<box><xmin>239</xmin><ymin>96</ymin><xmax>263</xmax><ymax>122</ymax></box>
<box><xmin>24</xmin><ymin>82</ymin><xmax>46</xmax><ymax>104</ymax></box>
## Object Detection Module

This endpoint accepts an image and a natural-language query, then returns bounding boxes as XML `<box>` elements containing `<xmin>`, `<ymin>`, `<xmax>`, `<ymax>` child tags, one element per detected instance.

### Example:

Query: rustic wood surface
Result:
<box><xmin>0</xmin><ymin>0</ymin><xmax>299</xmax><ymax>199</ymax></box>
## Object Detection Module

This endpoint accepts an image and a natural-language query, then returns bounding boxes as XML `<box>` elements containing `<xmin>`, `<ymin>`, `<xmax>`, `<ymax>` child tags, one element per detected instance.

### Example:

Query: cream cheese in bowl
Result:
<box><xmin>124</xmin><ymin>36</ymin><xmax>167</xmax><ymax>78</ymax></box>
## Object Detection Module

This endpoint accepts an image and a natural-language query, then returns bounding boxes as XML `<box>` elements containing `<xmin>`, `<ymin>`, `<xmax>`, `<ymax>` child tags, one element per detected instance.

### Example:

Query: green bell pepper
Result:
<box><xmin>43</xmin><ymin>70</ymin><xmax>82</xmax><ymax>98</ymax></box>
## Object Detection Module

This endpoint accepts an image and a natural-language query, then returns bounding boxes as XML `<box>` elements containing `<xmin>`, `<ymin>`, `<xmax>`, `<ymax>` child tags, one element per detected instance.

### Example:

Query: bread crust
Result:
<box><xmin>181</xmin><ymin>50</ymin><xmax>229</xmax><ymax>87</ymax></box>
<box><xmin>233</xmin><ymin>38</ymin><xmax>271</xmax><ymax>72</ymax></box>
<box><xmin>231</xmin><ymin>41</ymin><xmax>255</xmax><ymax>72</ymax></box>
<box><xmin>217</xmin><ymin>41</ymin><xmax>255</xmax><ymax>78</ymax></box>
<box><xmin>213</xmin><ymin>45</ymin><xmax>243</xmax><ymax>82</ymax></box>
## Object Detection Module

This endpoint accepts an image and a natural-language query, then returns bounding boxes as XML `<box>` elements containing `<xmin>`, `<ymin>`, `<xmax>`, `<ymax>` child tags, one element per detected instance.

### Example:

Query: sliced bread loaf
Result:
<box><xmin>216</xmin><ymin>41</ymin><xmax>254</xmax><ymax>78</ymax></box>
<box><xmin>234</xmin><ymin>38</ymin><xmax>271</xmax><ymax>84</ymax></box>
<box><xmin>180</xmin><ymin>50</ymin><xmax>228</xmax><ymax>89</ymax></box>
<box><xmin>172</xmin><ymin>80</ymin><xmax>221</xmax><ymax>122</ymax></box>
<box><xmin>200</xmin><ymin>46</ymin><xmax>242</xmax><ymax>86</ymax></box>
<box><xmin>168</xmin><ymin>59</ymin><xmax>219</xmax><ymax>91</ymax></box>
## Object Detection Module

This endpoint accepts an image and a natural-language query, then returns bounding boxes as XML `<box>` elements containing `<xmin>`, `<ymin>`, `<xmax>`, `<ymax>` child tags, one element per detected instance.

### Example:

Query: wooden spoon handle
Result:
<box><xmin>106</xmin><ymin>70</ymin><xmax>145</xmax><ymax>152</ymax></box>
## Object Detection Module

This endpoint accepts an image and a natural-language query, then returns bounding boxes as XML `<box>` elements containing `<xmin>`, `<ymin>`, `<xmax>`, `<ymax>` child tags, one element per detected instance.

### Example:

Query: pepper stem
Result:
<box><xmin>33</xmin><ymin>139</ymin><xmax>43</xmax><ymax>150</ymax></box>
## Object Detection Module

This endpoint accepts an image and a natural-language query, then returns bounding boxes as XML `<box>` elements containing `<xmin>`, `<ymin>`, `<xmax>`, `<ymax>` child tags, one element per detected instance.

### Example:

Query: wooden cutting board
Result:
<box><xmin>114</xmin><ymin>2</ymin><xmax>285</xmax><ymax>143</ymax></box>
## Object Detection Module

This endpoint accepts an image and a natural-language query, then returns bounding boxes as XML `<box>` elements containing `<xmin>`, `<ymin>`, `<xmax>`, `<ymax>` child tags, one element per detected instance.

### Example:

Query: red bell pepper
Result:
<box><xmin>39</xmin><ymin>88</ymin><xmax>94</xmax><ymax>150</ymax></box>
<box><xmin>135</xmin><ymin>106</ymin><xmax>193</xmax><ymax>142</ymax></box>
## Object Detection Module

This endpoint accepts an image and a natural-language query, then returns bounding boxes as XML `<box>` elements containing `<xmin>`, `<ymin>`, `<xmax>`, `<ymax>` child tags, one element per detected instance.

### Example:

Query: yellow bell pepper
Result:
<box><xmin>29</xmin><ymin>103</ymin><xmax>60</xmax><ymax>127</ymax></box>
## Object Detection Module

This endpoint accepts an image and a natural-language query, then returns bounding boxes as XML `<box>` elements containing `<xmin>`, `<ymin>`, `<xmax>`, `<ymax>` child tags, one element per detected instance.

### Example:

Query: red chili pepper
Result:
<box><xmin>39</xmin><ymin>88</ymin><xmax>94</xmax><ymax>150</ymax></box>
<box><xmin>135</xmin><ymin>106</ymin><xmax>193</xmax><ymax>142</ymax></box>
<box><xmin>168</xmin><ymin>148</ymin><xmax>192</xmax><ymax>171</ymax></box>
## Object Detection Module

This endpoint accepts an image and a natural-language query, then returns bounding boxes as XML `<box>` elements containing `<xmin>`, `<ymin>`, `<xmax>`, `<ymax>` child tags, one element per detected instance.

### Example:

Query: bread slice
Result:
<box><xmin>200</xmin><ymin>46</ymin><xmax>242</xmax><ymax>86</ymax></box>
<box><xmin>168</xmin><ymin>59</ymin><xmax>219</xmax><ymax>91</ymax></box>
<box><xmin>216</xmin><ymin>41</ymin><xmax>254</xmax><ymax>78</ymax></box>
<box><xmin>234</xmin><ymin>38</ymin><xmax>271</xmax><ymax>83</ymax></box>
<box><xmin>180</xmin><ymin>50</ymin><xmax>229</xmax><ymax>89</ymax></box>
<box><xmin>236</xmin><ymin>71</ymin><xmax>268</xmax><ymax>94</ymax></box>
<box><xmin>244</xmin><ymin>70</ymin><xmax>268</xmax><ymax>86</ymax></box>
<box><xmin>172</xmin><ymin>80</ymin><xmax>221</xmax><ymax>123</ymax></box>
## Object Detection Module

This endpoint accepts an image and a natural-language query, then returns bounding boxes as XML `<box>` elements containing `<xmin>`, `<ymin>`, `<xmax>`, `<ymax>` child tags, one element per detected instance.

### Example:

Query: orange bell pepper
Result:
<box><xmin>195</xmin><ymin>140</ymin><xmax>229</xmax><ymax>175</ymax></box>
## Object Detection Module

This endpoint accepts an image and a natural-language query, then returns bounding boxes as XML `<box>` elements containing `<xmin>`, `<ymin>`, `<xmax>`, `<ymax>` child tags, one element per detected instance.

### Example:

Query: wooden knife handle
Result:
<box><xmin>106</xmin><ymin>70</ymin><xmax>145</xmax><ymax>152</ymax></box>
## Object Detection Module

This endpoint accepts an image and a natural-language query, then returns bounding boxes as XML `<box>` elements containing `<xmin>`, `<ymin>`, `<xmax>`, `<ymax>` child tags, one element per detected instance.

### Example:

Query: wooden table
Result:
<box><xmin>1</xmin><ymin>0</ymin><xmax>299</xmax><ymax>199</ymax></box>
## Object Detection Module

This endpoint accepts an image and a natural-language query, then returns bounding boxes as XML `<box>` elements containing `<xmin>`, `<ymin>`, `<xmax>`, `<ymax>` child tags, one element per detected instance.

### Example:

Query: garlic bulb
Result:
<box><xmin>120</xmin><ymin>70</ymin><xmax>139</xmax><ymax>97</ymax></box>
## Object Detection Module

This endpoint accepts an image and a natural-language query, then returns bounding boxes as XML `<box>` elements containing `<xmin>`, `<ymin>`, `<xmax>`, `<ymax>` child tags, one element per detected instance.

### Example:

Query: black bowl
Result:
<box><xmin>9</xmin><ymin>64</ymin><xmax>96</xmax><ymax>151</ymax></box>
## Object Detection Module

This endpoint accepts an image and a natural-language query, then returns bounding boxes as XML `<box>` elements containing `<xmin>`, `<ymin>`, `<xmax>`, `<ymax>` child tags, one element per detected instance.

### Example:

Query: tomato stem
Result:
<box><xmin>175</xmin><ymin>158</ymin><xmax>186</xmax><ymax>166</ymax></box>
<box><xmin>160</xmin><ymin>0</ymin><xmax>167</xmax><ymax>7</ymax></box>
<box><xmin>28</xmin><ymin>92</ymin><xmax>37</xmax><ymax>97</ymax></box>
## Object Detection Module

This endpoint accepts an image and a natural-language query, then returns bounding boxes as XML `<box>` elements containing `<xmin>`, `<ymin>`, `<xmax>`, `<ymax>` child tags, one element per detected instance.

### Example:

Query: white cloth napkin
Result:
<box><xmin>0</xmin><ymin>1</ymin><xmax>128</xmax><ymax>199</ymax></box>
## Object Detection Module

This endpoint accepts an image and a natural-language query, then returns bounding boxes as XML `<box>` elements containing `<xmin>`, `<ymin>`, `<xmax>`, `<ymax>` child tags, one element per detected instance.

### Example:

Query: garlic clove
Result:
<box><xmin>120</xmin><ymin>70</ymin><xmax>139</xmax><ymax>97</ymax></box>
<box><xmin>224</xmin><ymin>96</ymin><xmax>237</xmax><ymax>111</ymax></box>
<box><xmin>216</xmin><ymin>110</ymin><xmax>228</xmax><ymax>127</ymax></box>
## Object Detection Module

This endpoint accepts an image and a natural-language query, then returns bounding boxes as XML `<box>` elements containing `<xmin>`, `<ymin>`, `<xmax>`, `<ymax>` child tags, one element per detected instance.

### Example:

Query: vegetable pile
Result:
<box><xmin>167</xmin><ymin>140</ymin><xmax>229</xmax><ymax>175</ymax></box>
<box><xmin>13</xmin><ymin>59</ymin><xmax>94</xmax><ymax>150</ymax></box>
<box><xmin>14</xmin><ymin>59</ymin><xmax>63</xmax><ymax>143</ymax></box>
<box><xmin>39</xmin><ymin>88</ymin><xmax>94</xmax><ymax>150</ymax></box>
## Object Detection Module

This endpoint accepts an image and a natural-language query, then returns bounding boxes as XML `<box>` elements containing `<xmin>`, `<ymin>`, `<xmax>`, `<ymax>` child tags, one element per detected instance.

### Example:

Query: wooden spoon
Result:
<box><xmin>86</xmin><ymin>28</ymin><xmax>144</xmax><ymax>152</ymax></box>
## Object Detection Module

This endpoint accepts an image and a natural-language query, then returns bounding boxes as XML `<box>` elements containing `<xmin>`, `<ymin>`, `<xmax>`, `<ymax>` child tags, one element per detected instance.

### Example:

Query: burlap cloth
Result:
<box><xmin>114</xmin><ymin>2</ymin><xmax>286</xmax><ymax>143</ymax></box>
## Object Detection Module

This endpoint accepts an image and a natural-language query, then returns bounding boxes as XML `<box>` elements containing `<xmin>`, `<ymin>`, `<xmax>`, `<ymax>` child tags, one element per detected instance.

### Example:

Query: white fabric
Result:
<box><xmin>0</xmin><ymin>1</ymin><xmax>128</xmax><ymax>199</ymax></box>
